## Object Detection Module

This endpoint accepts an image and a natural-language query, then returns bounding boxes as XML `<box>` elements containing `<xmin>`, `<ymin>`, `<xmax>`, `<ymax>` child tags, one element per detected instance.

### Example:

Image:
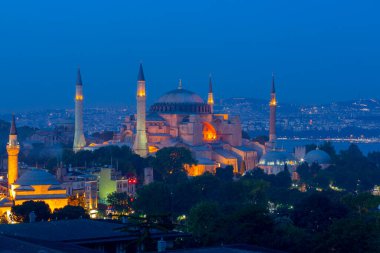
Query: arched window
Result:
<box><xmin>203</xmin><ymin>122</ymin><xmax>217</xmax><ymax>141</ymax></box>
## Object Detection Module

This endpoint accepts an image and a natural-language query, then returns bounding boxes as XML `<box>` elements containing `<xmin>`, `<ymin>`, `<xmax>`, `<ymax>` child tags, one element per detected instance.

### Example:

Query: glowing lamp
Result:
<box><xmin>128</xmin><ymin>178</ymin><xmax>137</xmax><ymax>184</ymax></box>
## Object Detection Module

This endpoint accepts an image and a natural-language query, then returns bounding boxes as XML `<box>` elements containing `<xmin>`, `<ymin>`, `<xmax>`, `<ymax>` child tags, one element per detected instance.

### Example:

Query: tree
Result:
<box><xmin>152</xmin><ymin>147</ymin><xmax>196</xmax><ymax>182</ymax></box>
<box><xmin>52</xmin><ymin>205</ymin><xmax>89</xmax><ymax>220</ymax></box>
<box><xmin>305</xmin><ymin>144</ymin><xmax>318</xmax><ymax>153</ymax></box>
<box><xmin>273</xmin><ymin>165</ymin><xmax>291</xmax><ymax>188</ymax></box>
<box><xmin>270</xmin><ymin>222</ymin><xmax>311</xmax><ymax>253</ymax></box>
<box><xmin>248</xmin><ymin>180</ymin><xmax>270</xmax><ymax>207</ymax></box>
<box><xmin>291</xmin><ymin>193</ymin><xmax>348</xmax><ymax>233</ymax></box>
<box><xmin>172</xmin><ymin>181</ymin><xmax>202</xmax><ymax>216</ymax></box>
<box><xmin>189</xmin><ymin>173</ymin><xmax>221</xmax><ymax>201</ymax></box>
<box><xmin>187</xmin><ymin>201</ymin><xmax>222</xmax><ymax>246</ymax></box>
<box><xmin>221</xmin><ymin>204</ymin><xmax>274</xmax><ymax>245</ymax></box>
<box><xmin>11</xmin><ymin>201</ymin><xmax>51</xmax><ymax>223</ymax></box>
<box><xmin>296</xmin><ymin>162</ymin><xmax>323</xmax><ymax>188</ymax></box>
<box><xmin>318</xmin><ymin>141</ymin><xmax>337</xmax><ymax>161</ymax></box>
<box><xmin>134</xmin><ymin>182</ymin><xmax>171</xmax><ymax>216</ymax></box>
<box><xmin>107</xmin><ymin>191</ymin><xmax>133</xmax><ymax>215</ymax></box>
<box><xmin>342</xmin><ymin>193</ymin><xmax>380</xmax><ymax>215</ymax></box>
<box><xmin>368</xmin><ymin>151</ymin><xmax>380</xmax><ymax>168</ymax></box>
<box><xmin>68</xmin><ymin>194</ymin><xmax>86</xmax><ymax>208</ymax></box>
<box><xmin>215</xmin><ymin>165</ymin><xmax>234</xmax><ymax>181</ymax></box>
<box><xmin>62</xmin><ymin>145</ymin><xmax>146</xmax><ymax>175</ymax></box>
<box><xmin>314</xmin><ymin>216</ymin><xmax>380</xmax><ymax>253</ymax></box>
<box><xmin>332</xmin><ymin>144</ymin><xmax>380</xmax><ymax>192</ymax></box>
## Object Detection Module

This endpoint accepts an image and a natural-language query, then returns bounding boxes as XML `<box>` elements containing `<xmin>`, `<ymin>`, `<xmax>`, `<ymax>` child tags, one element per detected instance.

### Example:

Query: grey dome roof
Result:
<box><xmin>304</xmin><ymin>149</ymin><xmax>331</xmax><ymax>164</ymax></box>
<box><xmin>157</xmin><ymin>89</ymin><xmax>204</xmax><ymax>104</ymax></box>
<box><xmin>15</xmin><ymin>168</ymin><xmax>61</xmax><ymax>186</ymax></box>
<box><xmin>259</xmin><ymin>151</ymin><xmax>296</xmax><ymax>166</ymax></box>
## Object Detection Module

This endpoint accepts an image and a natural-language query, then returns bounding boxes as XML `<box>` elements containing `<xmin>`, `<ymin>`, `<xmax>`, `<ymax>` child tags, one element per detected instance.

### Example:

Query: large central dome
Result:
<box><xmin>157</xmin><ymin>89</ymin><xmax>204</xmax><ymax>104</ymax></box>
<box><xmin>150</xmin><ymin>88</ymin><xmax>211</xmax><ymax>114</ymax></box>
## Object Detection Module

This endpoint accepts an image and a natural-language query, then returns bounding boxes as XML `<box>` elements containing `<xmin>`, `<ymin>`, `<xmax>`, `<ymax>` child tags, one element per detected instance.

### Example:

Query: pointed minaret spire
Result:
<box><xmin>76</xmin><ymin>67</ymin><xmax>83</xmax><ymax>86</ymax></box>
<box><xmin>271</xmin><ymin>72</ymin><xmax>275</xmax><ymax>94</ymax></box>
<box><xmin>10</xmin><ymin>114</ymin><xmax>17</xmax><ymax>135</ymax></box>
<box><xmin>133</xmin><ymin>63</ymin><xmax>148</xmax><ymax>157</ymax></box>
<box><xmin>268</xmin><ymin>73</ymin><xmax>277</xmax><ymax>150</ymax></box>
<box><xmin>73</xmin><ymin>68</ymin><xmax>86</xmax><ymax>152</ymax></box>
<box><xmin>138</xmin><ymin>63</ymin><xmax>145</xmax><ymax>81</ymax></box>
<box><xmin>7</xmin><ymin>113</ymin><xmax>20</xmax><ymax>197</ymax></box>
<box><xmin>207</xmin><ymin>74</ymin><xmax>215</xmax><ymax>113</ymax></box>
<box><xmin>178</xmin><ymin>79</ymin><xmax>183</xmax><ymax>89</ymax></box>
<box><xmin>209</xmin><ymin>74</ymin><xmax>213</xmax><ymax>93</ymax></box>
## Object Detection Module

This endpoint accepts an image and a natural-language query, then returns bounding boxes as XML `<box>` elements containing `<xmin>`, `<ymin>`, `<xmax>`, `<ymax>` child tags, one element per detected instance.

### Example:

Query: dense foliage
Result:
<box><xmin>52</xmin><ymin>205</ymin><xmax>89</xmax><ymax>220</ymax></box>
<box><xmin>11</xmin><ymin>200</ymin><xmax>51</xmax><ymax>223</ymax></box>
<box><xmin>10</xmin><ymin>201</ymin><xmax>88</xmax><ymax>222</ymax></box>
<box><xmin>130</xmin><ymin>144</ymin><xmax>380</xmax><ymax>253</ymax></box>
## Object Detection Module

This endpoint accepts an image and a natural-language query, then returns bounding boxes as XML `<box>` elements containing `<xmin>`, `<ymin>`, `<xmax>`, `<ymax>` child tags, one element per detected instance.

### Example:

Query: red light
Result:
<box><xmin>128</xmin><ymin>177</ymin><xmax>137</xmax><ymax>184</ymax></box>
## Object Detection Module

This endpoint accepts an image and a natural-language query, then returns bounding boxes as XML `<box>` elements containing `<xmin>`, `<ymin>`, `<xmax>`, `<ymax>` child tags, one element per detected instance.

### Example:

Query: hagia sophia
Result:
<box><xmin>119</xmin><ymin>65</ymin><xmax>258</xmax><ymax>175</ymax></box>
<box><xmin>116</xmin><ymin>64</ymin><xmax>332</xmax><ymax>176</ymax></box>
<box><xmin>0</xmin><ymin>63</ymin><xmax>332</xmax><ymax>217</ymax></box>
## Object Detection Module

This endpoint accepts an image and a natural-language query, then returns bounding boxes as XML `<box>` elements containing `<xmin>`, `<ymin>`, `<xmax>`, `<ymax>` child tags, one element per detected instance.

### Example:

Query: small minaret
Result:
<box><xmin>269</xmin><ymin>73</ymin><xmax>277</xmax><ymax>146</ymax></box>
<box><xmin>133</xmin><ymin>64</ymin><xmax>148</xmax><ymax>157</ymax></box>
<box><xmin>7</xmin><ymin>114</ymin><xmax>20</xmax><ymax>191</ymax></box>
<box><xmin>73</xmin><ymin>68</ymin><xmax>86</xmax><ymax>152</ymax></box>
<box><xmin>207</xmin><ymin>74</ymin><xmax>214</xmax><ymax>113</ymax></box>
<box><xmin>178</xmin><ymin>79</ymin><xmax>182</xmax><ymax>89</ymax></box>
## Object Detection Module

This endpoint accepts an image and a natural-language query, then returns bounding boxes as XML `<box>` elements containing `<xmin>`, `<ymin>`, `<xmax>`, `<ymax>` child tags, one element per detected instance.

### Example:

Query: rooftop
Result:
<box><xmin>15</xmin><ymin>169</ymin><xmax>61</xmax><ymax>186</ymax></box>
<box><xmin>157</xmin><ymin>88</ymin><xmax>204</xmax><ymax>104</ymax></box>
<box><xmin>0</xmin><ymin>219</ymin><xmax>188</xmax><ymax>244</ymax></box>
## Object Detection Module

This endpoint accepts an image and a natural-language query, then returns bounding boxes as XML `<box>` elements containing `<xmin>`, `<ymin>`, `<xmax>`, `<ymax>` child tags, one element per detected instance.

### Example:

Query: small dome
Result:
<box><xmin>304</xmin><ymin>149</ymin><xmax>331</xmax><ymax>165</ymax></box>
<box><xmin>157</xmin><ymin>89</ymin><xmax>204</xmax><ymax>104</ymax></box>
<box><xmin>15</xmin><ymin>168</ymin><xmax>61</xmax><ymax>186</ymax></box>
<box><xmin>259</xmin><ymin>151</ymin><xmax>296</xmax><ymax>166</ymax></box>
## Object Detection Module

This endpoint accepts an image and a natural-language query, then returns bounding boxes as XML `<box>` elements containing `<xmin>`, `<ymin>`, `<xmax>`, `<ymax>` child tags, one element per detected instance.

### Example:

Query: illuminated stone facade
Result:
<box><xmin>266</xmin><ymin>74</ymin><xmax>277</xmax><ymax>151</ymax></box>
<box><xmin>121</xmin><ymin>77</ymin><xmax>258</xmax><ymax>175</ymax></box>
<box><xmin>10</xmin><ymin>169</ymin><xmax>68</xmax><ymax>211</ymax></box>
<box><xmin>133</xmin><ymin>64</ymin><xmax>148</xmax><ymax>157</ymax></box>
<box><xmin>7</xmin><ymin>115</ymin><xmax>19</xmax><ymax>189</ymax></box>
<box><xmin>73</xmin><ymin>68</ymin><xmax>86</xmax><ymax>152</ymax></box>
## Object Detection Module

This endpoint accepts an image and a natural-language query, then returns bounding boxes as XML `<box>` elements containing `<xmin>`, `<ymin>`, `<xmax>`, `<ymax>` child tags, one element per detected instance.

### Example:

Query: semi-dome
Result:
<box><xmin>304</xmin><ymin>149</ymin><xmax>331</xmax><ymax>165</ymax></box>
<box><xmin>15</xmin><ymin>168</ymin><xmax>61</xmax><ymax>186</ymax></box>
<box><xmin>150</xmin><ymin>88</ymin><xmax>211</xmax><ymax>114</ymax></box>
<box><xmin>259</xmin><ymin>151</ymin><xmax>296</xmax><ymax>166</ymax></box>
<box><xmin>157</xmin><ymin>89</ymin><xmax>204</xmax><ymax>104</ymax></box>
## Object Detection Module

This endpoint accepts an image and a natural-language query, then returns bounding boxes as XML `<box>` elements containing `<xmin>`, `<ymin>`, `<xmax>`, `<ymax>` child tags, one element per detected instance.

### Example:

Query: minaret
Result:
<box><xmin>269</xmin><ymin>73</ymin><xmax>277</xmax><ymax>146</ymax></box>
<box><xmin>178</xmin><ymin>79</ymin><xmax>182</xmax><ymax>89</ymax></box>
<box><xmin>73</xmin><ymin>68</ymin><xmax>86</xmax><ymax>152</ymax></box>
<box><xmin>133</xmin><ymin>63</ymin><xmax>148</xmax><ymax>157</ymax></box>
<box><xmin>207</xmin><ymin>74</ymin><xmax>214</xmax><ymax>113</ymax></box>
<box><xmin>7</xmin><ymin>114</ymin><xmax>20</xmax><ymax>191</ymax></box>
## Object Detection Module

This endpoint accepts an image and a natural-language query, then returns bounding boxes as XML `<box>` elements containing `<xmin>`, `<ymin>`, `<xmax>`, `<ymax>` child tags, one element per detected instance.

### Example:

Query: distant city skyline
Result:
<box><xmin>0</xmin><ymin>1</ymin><xmax>379</xmax><ymax>111</ymax></box>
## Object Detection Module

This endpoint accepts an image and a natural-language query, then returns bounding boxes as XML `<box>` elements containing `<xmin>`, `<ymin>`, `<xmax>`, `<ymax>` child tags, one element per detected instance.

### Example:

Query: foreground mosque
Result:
<box><xmin>0</xmin><ymin>116</ymin><xmax>68</xmax><ymax>216</ymax></box>
<box><xmin>120</xmin><ymin>64</ymin><xmax>258</xmax><ymax>175</ymax></box>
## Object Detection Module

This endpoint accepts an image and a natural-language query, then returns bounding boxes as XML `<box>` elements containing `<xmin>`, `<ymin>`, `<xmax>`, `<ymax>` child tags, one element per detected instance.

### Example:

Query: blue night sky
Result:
<box><xmin>0</xmin><ymin>0</ymin><xmax>379</xmax><ymax>111</ymax></box>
